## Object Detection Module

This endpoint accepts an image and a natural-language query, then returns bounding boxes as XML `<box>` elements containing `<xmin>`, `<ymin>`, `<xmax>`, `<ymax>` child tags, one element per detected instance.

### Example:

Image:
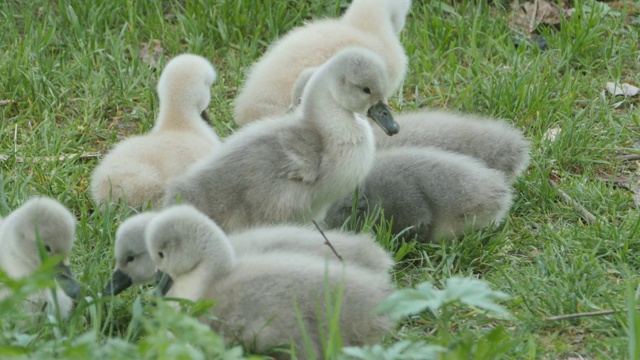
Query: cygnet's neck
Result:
<box><xmin>341</xmin><ymin>0</ymin><xmax>397</xmax><ymax>38</ymax></box>
<box><xmin>302</xmin><ymin>80</ymin><xmax>370</xmax><ymax>145</ymax></box>
<box><xmin>154</xmin><ymin>100</ymin><xmax>206</xmax><ymax>133</ymax></box>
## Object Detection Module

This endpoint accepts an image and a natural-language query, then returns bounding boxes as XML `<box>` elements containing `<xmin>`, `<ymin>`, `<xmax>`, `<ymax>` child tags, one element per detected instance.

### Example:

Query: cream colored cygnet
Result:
<box><xmin>91</xmin><ymin>54</ymin><xmax>221</xmax><ymax>209</ymax></box>
<box><xmin>146</xmin><ymin>205</ymin><xmax>394</xmax><ymax>360</ymax></box>
<box><xmin>325</xmin><ymin>147</ymin><xmax>513</xmax><ymax>242</ymax></box>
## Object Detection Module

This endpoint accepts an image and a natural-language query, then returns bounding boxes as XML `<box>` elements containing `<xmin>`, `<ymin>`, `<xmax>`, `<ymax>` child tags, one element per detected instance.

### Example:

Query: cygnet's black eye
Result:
<box><xmin>363</xmin><ymin>87</ymin><xmax>371</xmax><ymax>94</ymax></box>
<box><xmin>126</xmin><ymin>255</ymin><xmax>135</xmax><ymax>263</ymax></box>
<box><xmin>158</xmin><ymin>252</ymin><xmax>164</xmax><ymax>259</ymax></box>
<box><xmin>45</xmin><ymin>245</ymin><xmax>51</xmax><ymax>253</ymax></box>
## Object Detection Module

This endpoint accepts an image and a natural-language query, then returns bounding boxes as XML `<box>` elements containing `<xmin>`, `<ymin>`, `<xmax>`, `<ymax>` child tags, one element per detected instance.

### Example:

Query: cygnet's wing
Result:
<box><xmin>276</xmin><ymin>125</ymin><xmax>323</xmax><ymax>183</ymax></box>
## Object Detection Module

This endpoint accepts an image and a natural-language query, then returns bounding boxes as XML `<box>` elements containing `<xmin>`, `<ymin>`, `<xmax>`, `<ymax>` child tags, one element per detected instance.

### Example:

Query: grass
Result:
<box><xmin>1</xmin><ymin>0</ymin><xmax>639</xmax><ymax>358</ymax></box>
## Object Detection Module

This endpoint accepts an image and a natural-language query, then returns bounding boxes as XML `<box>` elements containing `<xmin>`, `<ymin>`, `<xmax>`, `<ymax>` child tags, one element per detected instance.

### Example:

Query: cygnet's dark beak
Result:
<box><xmin>154</xmin><ymin>270</ymin><xmax>174</xmax><ymax>296</ymax></box>
<box><xmin>200</xmin><ymin>110</ymin><xmax>211</xmax><ymax>124</ymax></box>
<box><xmin>55</xmin><ymin>262</ymin><xmax>81</xmax><ymax>300</ymax></box>
<box><xmin>104</xmin><ymin>269</ymin><xmax>133</xmax><ymax>296</ymax></box>
<box><xmin>367</xmin><ymin>101</ymin><xmax>399</xmax><ymax>136</ymax></box>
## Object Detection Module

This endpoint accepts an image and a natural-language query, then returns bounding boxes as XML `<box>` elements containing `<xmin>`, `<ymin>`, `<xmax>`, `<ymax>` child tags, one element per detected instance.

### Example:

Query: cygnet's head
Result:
<box><xmin>157</xmin><ymin>54</ymin><xmax>217</xmax><ymax>118</ymax></box>
<box><xmin>310</xmin><ymin>47</ymin><xmax>399</xmax><ymax>136</ymax></box>
<box><xmin>104</xmin><ymin>212</ymin><xmax>157</xmax><ymax>296</ymax></box>
<box><xmin>1</xmin><ymin>197</ymin><xmax>79</xmax><ymax>299</ymax></box>
<box><xmin>145</xmin><ymin>205</ymin><xmax>236</xmax><ymax>294</ymax></box>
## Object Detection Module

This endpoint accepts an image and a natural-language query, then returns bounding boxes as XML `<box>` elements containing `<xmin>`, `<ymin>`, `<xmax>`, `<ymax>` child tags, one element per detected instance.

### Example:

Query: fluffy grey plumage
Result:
<box><xmin>91</xmin><ymin>54</ymin><xmax>221</xmax><ymax>209</ymax></box>
<box><xmin>146</xmin><ymin>205</ymin><xmax>393</xmax><ymax>359</ymax></box>
<box><xmin>0</xmin><ymin>197</ymin><xmax>79</xmax><ymax>318</ymax></box>
<box><xmin>164</xmin><ymin>47</ymin><xmax>398</xmax><ymax>233</ymax></box>
<box><xmin>373</xmin><ymin>111</ymin><xmax>530</xmax><ymax>181</ymax></box>
<box><xmin>324</xmin><ymin>147</ymin><xmax>513</xmax><ymax>242</ymax></box>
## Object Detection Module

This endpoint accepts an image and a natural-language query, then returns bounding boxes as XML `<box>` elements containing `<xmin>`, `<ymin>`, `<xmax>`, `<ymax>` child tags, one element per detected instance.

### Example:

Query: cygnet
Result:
<box><xmin>165</xmin><ymin>47</ymin><xmax>399</xmax><ymax>233</ymax></box>
<box><xmin>147</xmin><ymin>205</ymin><xmax>394</xmax><ymax>359</ymax></box>
<box><xmin>91</xmin><ymin>54</ymin><xmax>221</xmax><ymax>209</ymax></box>
<box><xmin>324</xmin><ymin>147</ymin><xmax>513</xmax><ymax>242</ymax></box>
<box><xmin>0</xmin><ymin>197</ymin><xmax>80</xmax><ymax>318</ymax></box>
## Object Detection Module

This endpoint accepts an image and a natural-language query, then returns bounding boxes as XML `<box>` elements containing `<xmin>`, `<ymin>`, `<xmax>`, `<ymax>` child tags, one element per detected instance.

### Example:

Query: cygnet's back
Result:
<box><xmin>165</xmin><ymin>48</ymin><xmax>398</xmax><ymax>233</ymax></box>
<box><xmin>230</xmin><ymin>225</ymin><xmax>393</xmax><ymax>275</ymax></box>
<box><xmin>234</xmin><ymin>0</ymin><xmax>411</xmax><ymax>125</ymax></box>
<box><xmin>0</xmin><ymin>197</ymin><xmax>79</xmax><ymax>318</ymax></box>
<box><xmin>91</xmin><ymin>54</ymin><xmax>221</xmax><ymax>209</ymax></box>
<box><xmin>325</xmin><ymin>147</ymin><xmax>513</xmax><ymax>243</ymax></box>
<box><xmin>373</xmin><ymin>111</ymin><xmax>530</xmax><ymax>181</ymax></box>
